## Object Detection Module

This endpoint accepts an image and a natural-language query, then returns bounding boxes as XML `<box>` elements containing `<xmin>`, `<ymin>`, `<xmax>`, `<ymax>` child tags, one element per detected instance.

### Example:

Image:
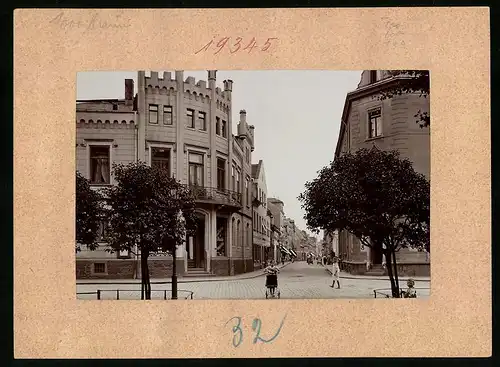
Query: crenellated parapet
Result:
<box><xmin>143</xmin><ymin>71</ymin><xmax>231</xmax><ymax>112</ymax></box>
<box><xmin>76</xmin><ymin>117</ymin><xmax>136</xmax><ymax>129</ymax></box>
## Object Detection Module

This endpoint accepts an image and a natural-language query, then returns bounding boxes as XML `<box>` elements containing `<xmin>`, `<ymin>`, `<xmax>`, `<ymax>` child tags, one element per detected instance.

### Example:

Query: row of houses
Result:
<box><xmin>75</xmin><ymin>70</ymin><xmax>303</xmax><ymax>279</ymax></box>
<box><xmin>322</xmin><ymin>70</ymin><xmax>431</xmax><ymax>277</ymax></box>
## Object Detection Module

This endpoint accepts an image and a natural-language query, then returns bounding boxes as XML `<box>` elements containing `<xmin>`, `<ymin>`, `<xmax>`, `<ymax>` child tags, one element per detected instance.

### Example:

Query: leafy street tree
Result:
<box><xmin>104</xmin><ymin>162</ymin><xmax>197</xmax><ymax>300</ymax></box>
<box><xmin>299</xmin><ymin>148</ymin><xmax>430</xmax><ymax>298</ymax></box>
<box><xmin>376</xmin><ymin>70</ymin><xmax>430</xmax><ymax>128</ymax></box>
<box><xmin>76</xmin><ymin>171</ymin><xmax>106</xmax><ymax>253</ymax></box>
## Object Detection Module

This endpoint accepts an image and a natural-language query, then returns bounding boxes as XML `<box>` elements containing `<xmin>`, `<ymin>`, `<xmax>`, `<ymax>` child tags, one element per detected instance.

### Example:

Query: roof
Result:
<box><xmin>334</xmin><ymin>75</ymin><xmax>413</xmax><ymax>159</ymax></box>
<box><xmin>251</xmin><ymin>160</ymin><xmax>263</xmax><ymax>179</ymax></box>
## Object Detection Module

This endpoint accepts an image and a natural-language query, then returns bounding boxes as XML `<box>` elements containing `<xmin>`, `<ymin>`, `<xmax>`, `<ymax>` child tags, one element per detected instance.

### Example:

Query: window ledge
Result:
<box><xmin>365</xmin><ymin>136</ymin><xmax>384</xmax><ymax>142</ymax></box>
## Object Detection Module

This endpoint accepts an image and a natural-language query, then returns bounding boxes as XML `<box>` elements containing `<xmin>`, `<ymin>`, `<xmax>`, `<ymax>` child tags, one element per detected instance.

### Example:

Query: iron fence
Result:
<box><xmin>77</xmin><ymin>289</ymin><xmax>194</xmax><ymax>300</ymax></box>
<box><xmin>373</xmin><ymin>287</ymin><xmax>430</xmax><ymax>298</ymax></box>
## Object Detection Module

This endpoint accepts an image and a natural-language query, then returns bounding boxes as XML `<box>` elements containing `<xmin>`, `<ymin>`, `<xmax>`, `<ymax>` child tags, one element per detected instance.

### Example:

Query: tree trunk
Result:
<box><xmin>140</xmin><ymin>251</ymin><xmax>146</xmax><ymax>300</ymax></box>
<box><xmin>384</xmin><ymin>250</ymin><xmax>399</xmax><ymax>298</ymax></box>
<box><xmin>145</xmin><ymin>252</ymin><xmax>151</xmax><ymax>300</ymax></box>
<box><xmin>392</xmin><ymin>250</ymin><xmax>400</xmax><ymax>296</ymax></box>
<box><xmin>141</xmin><ymin>250</ymin><xmax>151</xmax><ymax>300</ymax></box>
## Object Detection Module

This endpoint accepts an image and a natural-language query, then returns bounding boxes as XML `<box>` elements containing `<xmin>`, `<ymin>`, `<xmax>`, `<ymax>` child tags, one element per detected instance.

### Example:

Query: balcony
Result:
<box><xmin>188</xmin><ymin>185</ymin><xmax>242</xmax><ymax>210</ymax></box>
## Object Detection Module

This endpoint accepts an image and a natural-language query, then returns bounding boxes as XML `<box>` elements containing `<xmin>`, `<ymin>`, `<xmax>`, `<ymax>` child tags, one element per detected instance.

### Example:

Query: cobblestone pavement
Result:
<box><xmin>76</xmin><ymin>261</ymin><xmax>431</xmax><ymax>300</ymax></box>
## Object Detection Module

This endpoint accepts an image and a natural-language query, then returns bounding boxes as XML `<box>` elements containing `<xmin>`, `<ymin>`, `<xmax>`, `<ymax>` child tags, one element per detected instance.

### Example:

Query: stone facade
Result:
<box><xmin>251</xmin><ymin>160</ymin><xmax>271</xmax><ymax>268</ymax></box>
<box><xmin>334</xmin><ymin>70</ymin><xmax>430</xmax><ymax>276</ymax></box>
<box><xmin>76</xmin><ymin>71</ymin><xmax>260</xmax><ymax>279</ymax></box>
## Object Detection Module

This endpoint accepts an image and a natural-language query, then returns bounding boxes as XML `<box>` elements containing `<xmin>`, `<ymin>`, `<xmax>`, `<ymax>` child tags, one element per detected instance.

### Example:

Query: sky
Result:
<box><xmin>77</xmin><ymin>70</ymin><xmax>362</xmax><ymax>239</ymax></box>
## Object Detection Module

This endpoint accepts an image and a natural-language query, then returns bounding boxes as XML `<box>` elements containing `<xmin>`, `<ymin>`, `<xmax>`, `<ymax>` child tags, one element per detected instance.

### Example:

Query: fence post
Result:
<box><xmin>117</xmin><ymin>290</ymin><xmax>120</xmax><ymax>300</ymax></box>
<box><xmin>164</xmin><ymin>290</ymin><xmax>167</xmax><ymax>300</ymax></box>
<box><xmin>97</xmin><ymin>290</ymin><xmax>101</xmax><ymax>300</ymax></box>
<box><xmin>373</xmin><ymin>290</ymin><xmax>376</xmax><ymax>298</ymax></box>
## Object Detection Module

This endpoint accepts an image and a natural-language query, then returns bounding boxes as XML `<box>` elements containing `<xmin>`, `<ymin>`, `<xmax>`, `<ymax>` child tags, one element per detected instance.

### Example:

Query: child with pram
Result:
<box><xmin>264</xmin><ymin>261</ymin><xmax>280</xmax><ymax>297</ymax></box>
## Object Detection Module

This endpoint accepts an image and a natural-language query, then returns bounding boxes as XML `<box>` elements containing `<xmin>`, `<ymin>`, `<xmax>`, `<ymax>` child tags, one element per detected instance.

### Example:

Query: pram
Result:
<box><xmin>264</xmin><ymin>267</ymin><xmax>281</xmax><ymax>299</ymax></box>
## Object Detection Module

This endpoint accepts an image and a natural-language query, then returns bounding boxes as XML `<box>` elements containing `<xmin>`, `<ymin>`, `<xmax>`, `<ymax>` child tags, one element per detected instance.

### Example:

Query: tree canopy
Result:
<box><xmin>377</xmin><ymin>70</ymin><xmax>430</xmax><ymax>128</ymax></box>
<box><xmin>104</xmin><ymin>162</ymin><xmax>198</xmax><ymax>299</ymax></box>
<box><xmin>104</xmin><ymin>162</ymin><xmax>198</xmax><ymax>255</ymax></box>
<box><xmin>75</xmin><ymin>171</ymin><xmax>106</xmax><ymax>252</ymax></box>
<box><xmin>299</xmin><ymin>148</ymin><xmax>430</xmax><ymax>297</ymax></box>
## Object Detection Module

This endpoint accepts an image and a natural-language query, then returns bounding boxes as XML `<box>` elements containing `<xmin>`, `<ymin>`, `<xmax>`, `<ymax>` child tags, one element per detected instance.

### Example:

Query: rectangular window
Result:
<box><xmin>93</xmin><ymin>263</ymin><xmax>106</xmax><ymax>274</ymax></box>
<box><xmin>217</xmin><ymin>158</ymin><xmax>226</xmax><ymax>190</ymax></box>
<box><xmin>89</xmin><ymin>145</ymin><xmax>111</xmax><ymax>184</ymax></box>
<box><xmin>97</xmin><ymin>220</ymin><xmax>108</xmax><ymax>242</ymax></box>
<box><xmin>245</xmin><ymin>147</ymin><xmax>250</xmax><ymax>163</ymax></box>
<box><xmin>370</xmin><ymin>70</ymin><xmax>378</xmax><ymax>84</ymax></box>
<box><xmin>186</xmin><ymin>108</ymin><xmax>195</xmax><ymax>128</ymax></box>
<box><xmin>216</xmin><ymin>117</ymin><xmax>221</xmax><ymax>136</ymax></box>
<box><xmin>245</xmin><ymin>179</ymin><xmax>250</xmax><ymax>206</ymax></box>
<box><xmin>149</xmin><ymin>104</ymin><xmax>158</xmax><ymax>124</ymax></box>
<box><xmin>236</xmin><ymin>170</ymin><xmax>240</xmax><ymax>194</ymax></box>
<box><xmin>368</xmin><ymin>109</ymin><xmax>382</xmax><ymax>138</ymax></box>
<box><xmin>198</xmin><ymin>112</ymin><xmax>206</xmax><ymax>131</ymax></box>
<box><xmin>231</xmin><ymin>166</ymin><xmax>235</xmax><ymax>191</ymax></box>
<box><xmin>163</xmin><ymin>105</ymin><xmax>173</xmax><ymax>125</ymax></box>
<box><xmin>222</xmin><ymin>120</ymin><xmax>227</xmax><ymax>138</ymax></box>
<box><xmin>188</xmin><ymin>152</ymin><xmax>204</xmax><ymax>187</ymax></box>
<box><xmin>151</xmin><ymin>147</ymin><xmax>170</xmax><ymax>175</ymax></box>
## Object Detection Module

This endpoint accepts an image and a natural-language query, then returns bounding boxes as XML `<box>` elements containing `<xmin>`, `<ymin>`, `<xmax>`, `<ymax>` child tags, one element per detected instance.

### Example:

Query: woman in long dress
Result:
<box><xmin>330</xmin><ymin>256</ymin><xmax>341</xmax><ymax>289</ymax></box>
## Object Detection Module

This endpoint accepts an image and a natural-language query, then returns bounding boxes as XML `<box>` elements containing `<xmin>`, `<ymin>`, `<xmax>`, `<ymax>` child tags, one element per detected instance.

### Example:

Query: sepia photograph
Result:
<box><xmin>75</xmin><ymin>69</ymin><xmax>430</xmax><ymax>300</ymax></box>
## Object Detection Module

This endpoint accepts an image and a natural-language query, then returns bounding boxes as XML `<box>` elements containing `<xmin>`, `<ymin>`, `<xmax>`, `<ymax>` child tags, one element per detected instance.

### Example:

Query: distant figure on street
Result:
<box><xmin>330</xmin><ymin>256</ymin><xmax>341</xmax><ymax>289</ymax></box>
<box><xmin>402</xmin><ymin>278</ymin><xmax>417</xmax><ymax>298</ymax></box>
<box><xmin>264</xmin><ymin>261</ymin><xmax>280</xmax><ymax>296</ymax></box>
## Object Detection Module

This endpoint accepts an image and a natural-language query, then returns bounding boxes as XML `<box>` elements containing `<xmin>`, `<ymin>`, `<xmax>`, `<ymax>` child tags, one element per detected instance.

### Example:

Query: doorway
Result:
<box><xmin>187</xmin><ymin>215</ymin><xmax>205</xmax><ymax>269</ymax></box>
<box><xmin>370</xmin><ymin>245</ymin><xmax>383</xmax><ymax>265</ymax></box>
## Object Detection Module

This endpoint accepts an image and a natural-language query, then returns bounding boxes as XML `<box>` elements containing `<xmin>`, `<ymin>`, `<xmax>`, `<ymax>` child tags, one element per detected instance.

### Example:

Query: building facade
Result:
<box><xmin>267</xmin><ymin>198</ymin><xmax>285</xmax><ymax>263</ymax></box>
<box><xmin>251</xmin><ymin>160</ymin><xmax>271</xmax><ymax>268</ymax></box>
<box><xmin>76</xmin><ymin>70</ymin><xmax>256</xmax><ymax>278</ymax></box>
<box><xmin>334</xmin><ymin>70</ymin><xmax>430</xmax><ymax>276</ymax></box>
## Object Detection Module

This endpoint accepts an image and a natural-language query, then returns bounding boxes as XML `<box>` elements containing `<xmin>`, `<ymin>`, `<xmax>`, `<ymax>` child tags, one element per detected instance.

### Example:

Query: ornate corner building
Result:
<box><xmin>330</xmin><ymin>70</ymin><xmax>431</xmax><ymax>277</ymax></box>
<box><xmin>76</xmin><ymin>71</ymin><xmax>258</xmax><ymax>279</ymax></box>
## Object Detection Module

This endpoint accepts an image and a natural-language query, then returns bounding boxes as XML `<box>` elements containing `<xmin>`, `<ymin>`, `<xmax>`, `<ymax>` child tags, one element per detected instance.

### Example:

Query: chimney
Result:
<box><xmin>223</xmin><ymin>79</ymin><xmax>233</xmax><ymax>92</ymax></box>
<box><xmin>125</xmin><ymin>79</ymin><xmax>134</xmax><ymax>105</ymax></box>
<box><xmin>239</xmin><ymin>109</ymin><xmax>247</xmax><ymax>123</ymax></box>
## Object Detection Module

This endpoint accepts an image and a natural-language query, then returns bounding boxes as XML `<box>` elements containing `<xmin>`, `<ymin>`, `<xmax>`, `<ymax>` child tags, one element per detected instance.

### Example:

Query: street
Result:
<box><xmin>76</xmin><ymin>261</ymin><xmax>431</xmax><ymax>300</ymax></box>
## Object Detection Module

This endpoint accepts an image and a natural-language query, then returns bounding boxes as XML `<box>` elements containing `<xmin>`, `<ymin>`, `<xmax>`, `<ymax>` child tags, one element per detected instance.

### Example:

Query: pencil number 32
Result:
<box><xmin>225</xmin><ymin>314</ymin><xmax>287</xmax><ymax>347</ymax></box>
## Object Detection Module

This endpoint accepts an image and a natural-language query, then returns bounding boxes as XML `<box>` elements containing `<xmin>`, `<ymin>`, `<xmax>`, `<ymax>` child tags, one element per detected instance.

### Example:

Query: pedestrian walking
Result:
<box><xmin>330</xmin><ymin>256</ymin><xmax>341</xmax><ymax>289</ymax></box>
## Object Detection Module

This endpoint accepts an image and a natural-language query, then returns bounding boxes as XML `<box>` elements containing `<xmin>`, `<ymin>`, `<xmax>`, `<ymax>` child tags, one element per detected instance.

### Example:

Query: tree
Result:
<box><xmin>376</xmin><ymin>70</ymin><xmax>430</xmax><ymax>128</ymax></box>
<box><xmin>76</xmin><ymin>171</ymin><xmax>106</xmax><ymax>253</ymax></box>
<box><xmin>104</xmin><ymin>162</ymin><xmax>197</xmax><ymax>300</ymax></box>
<box><xmin>298</xmin><ymin>148</ymin><xmax>430</xmax><ymax>298</ymax></box>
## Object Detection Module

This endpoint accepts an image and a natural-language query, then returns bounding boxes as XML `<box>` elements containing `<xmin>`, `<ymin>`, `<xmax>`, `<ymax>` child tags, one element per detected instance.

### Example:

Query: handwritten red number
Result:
<box><xmin>195</xmin><ymin>39</ymin><xmax>214</xmax><ymax>54</ymax></box>
<box><xmin>243</xmin><ymin>38</ymin><xmax>258</xmax><ymax>53</ymax></box>
<box><xmin>262</xmin><ymin>37</ymin><xmax>278</xmax><ymax>51</ymax></box>
<box><xmin>215</xmin><ymin>37</ymin><xmax>230</xmax><ymax>54</ymax></box>
<box><xmin>230</xmin><ymin>37</ymin><xmax>243</xmax><ymax>53</ymax></box>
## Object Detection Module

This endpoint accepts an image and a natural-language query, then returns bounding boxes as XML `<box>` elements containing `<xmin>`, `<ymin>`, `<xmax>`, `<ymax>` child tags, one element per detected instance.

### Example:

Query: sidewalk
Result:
<box><xmin>76</xmin><ymin>261</ymin><xmax>291</xmax><ymax>284</ymax></box>
<box><xmin>321</xmin><ymin>264</ymin><xmax>430</xmax><ymax>282</ymax></box>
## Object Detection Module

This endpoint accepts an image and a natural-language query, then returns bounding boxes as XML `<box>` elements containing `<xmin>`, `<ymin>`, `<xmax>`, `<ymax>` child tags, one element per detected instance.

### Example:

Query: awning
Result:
<box><xmin>279</xmin><ymin>246</ymin><xmax>291</xmax><ymax>255</ymax></box>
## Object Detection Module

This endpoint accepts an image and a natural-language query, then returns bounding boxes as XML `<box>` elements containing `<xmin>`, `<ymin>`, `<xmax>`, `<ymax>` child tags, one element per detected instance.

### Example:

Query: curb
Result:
<box><xmin>77</xmin><ymin>262</ymin><xmax>292</xmax><ymax>285</ymax></box>
<box><xmin>322</xmin><ymin>265</ymin><xmax>430</xmax><ymax>282</ymax></box>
